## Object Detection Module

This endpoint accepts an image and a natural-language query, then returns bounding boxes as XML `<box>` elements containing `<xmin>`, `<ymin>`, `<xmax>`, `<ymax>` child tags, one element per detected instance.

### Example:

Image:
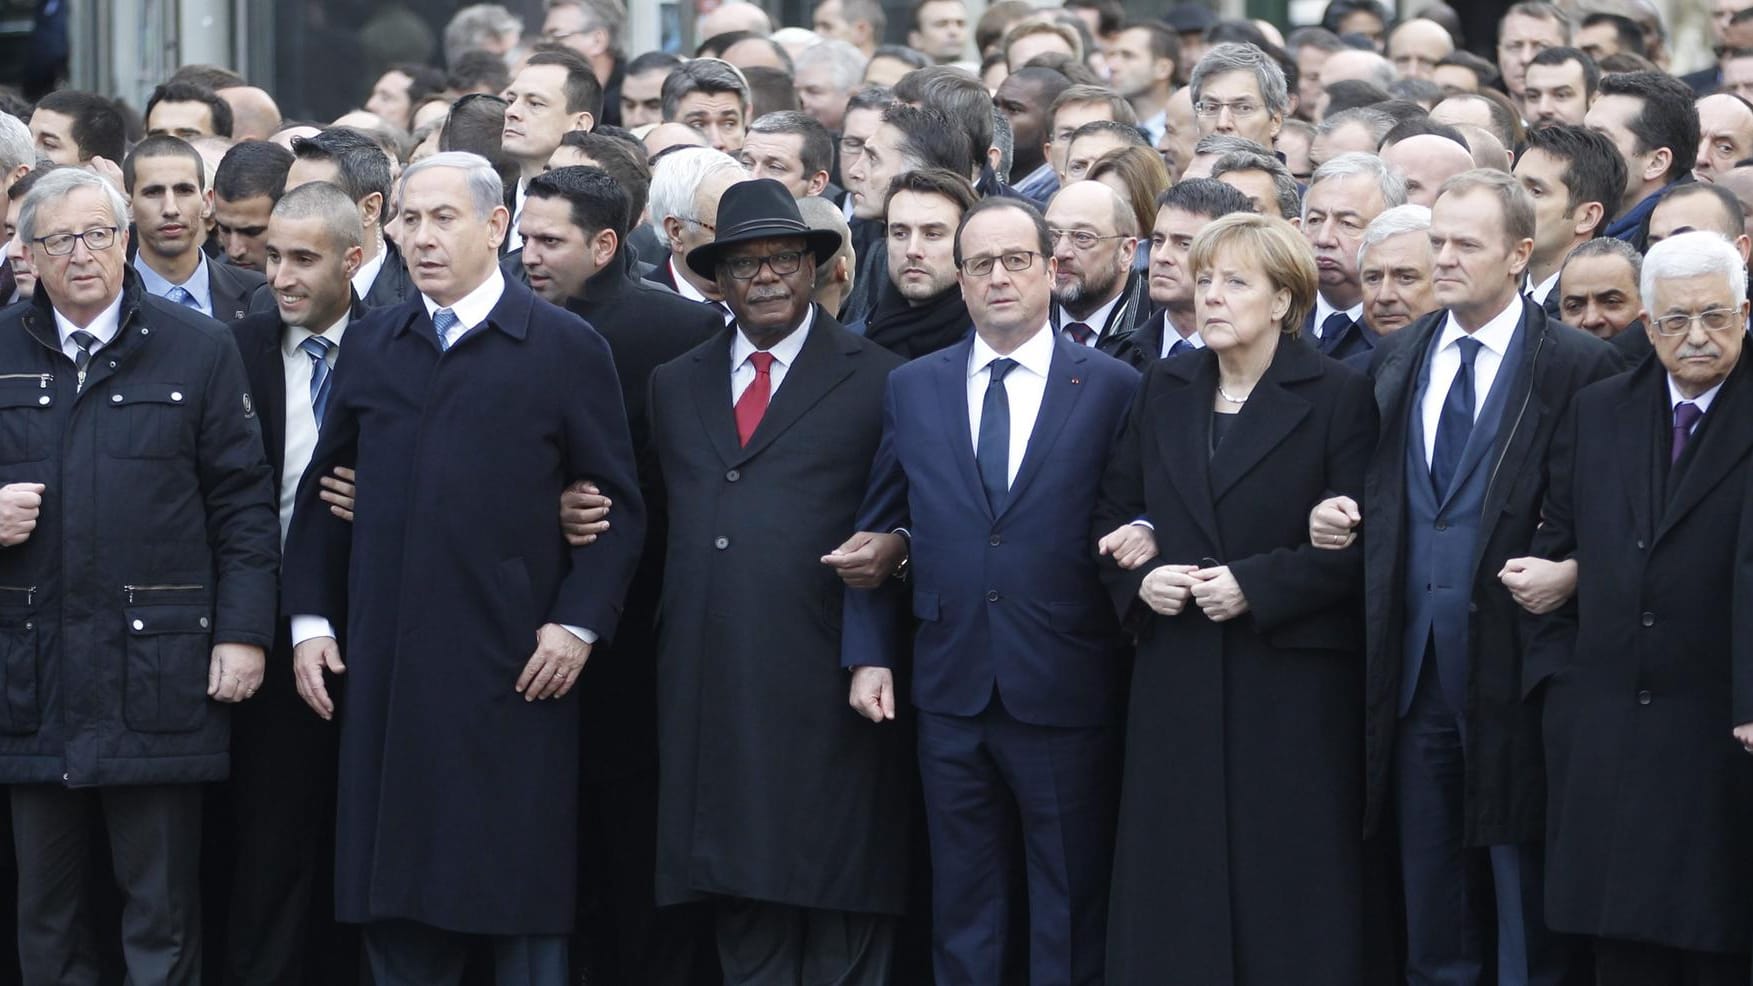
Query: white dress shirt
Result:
<box><xmin>1311</xmin><ymin>293</ymin><xmax>1365</xmax><ymax>340</ymax></box>
<box><xmin>1421</xmin><ymin>297</ymin><xmax>1521</xmax><ymax>467</ymax></box>
<box><xmin>1137</xmin><ymin>109</ymin><xmax>1167</xmax><ymax>147</ymax></box>
<box><xmin>968</xmin><ymin>322</ymin><xmax>1054</xmax><ymax>488</ymax></box>
<box><xmin>1158</xmin><ymin>311</ymin><xmax>1204</xmax><ymax>358</ymax></box>
<box><xmin>1060</xmin><ymin>291</ymin><xmax>1123</xmax><ymax>347</ymax></box>
<box><xmin>505</xmin><ymin>178</ymin><xmax>527</xmax><ymax>252</ymax></box>
<box><xmin>671</xmin><ymin>258</ymin><xmax>734</xmax><ymax>323</ymax></box>
<box><xmin>1526</xmin><ymin>270</ymin><xmax>1560</xmax><ymax>307</ymax></box>
<box><xmin>52</xmin><ymin>292</ymin><xmax>124</xmax><ymax>363</ymax></box>
<box><xmin>279</xmin><ymin>314</ymin><xmax>349</xmax><ymax>544</ymax></box>
<box><xmin>1668</xmin><ymin>374</ymin><xmax>1724</xmax><ymax>433</ymax></box>
<box><xmin>132</xmin><ymin>251</ymin><xmax>214</xmax><ymax>318</ymax></box>
<box><xmin>351</xmin><ymin>238</ymin><xmax>387</xmax><ymax>299</ymax></box>
<box><xmin>421</xmin><ymin>268</ymin><xmax>505</xmax><ymax>347</ymax></box>
<box><xmin>731</xmin><ymin>308</ymin><xmax>813</xmax><ymax>404</ymax></box>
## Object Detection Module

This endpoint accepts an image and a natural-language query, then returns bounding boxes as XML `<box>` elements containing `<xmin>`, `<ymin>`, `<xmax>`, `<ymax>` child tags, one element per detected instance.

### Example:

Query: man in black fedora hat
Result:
<box><xmin>643</xmin><ymin>177</ymin><xmax>912</xmax><ymax>985</ymax></box>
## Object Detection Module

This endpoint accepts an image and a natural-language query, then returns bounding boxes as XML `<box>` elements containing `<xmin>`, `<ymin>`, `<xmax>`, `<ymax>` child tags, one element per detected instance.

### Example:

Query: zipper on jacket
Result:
<box><xmin>0</xmin><ymin>586</ymin><xmax>37</xmax><ymax>606</ymax></box>
<box><xmin>0</xmin><ymin>373</ymin><xmax>51</xmax><ymax>388</ymax></box>
<box><xmin>1481</xmin><ymin>327</ymin><xmax>1548</xmax><ymax>516</ymax></box>
<box><xmin>122</xmin><ymin>583</ymin><xmax>205</xmax><ymax>604</ymax></box>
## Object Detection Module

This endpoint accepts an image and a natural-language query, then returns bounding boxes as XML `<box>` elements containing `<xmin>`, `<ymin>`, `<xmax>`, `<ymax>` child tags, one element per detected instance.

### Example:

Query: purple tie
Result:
<box><xmin>1671</xmin><ymin>401</ymin><xmax>1703</xmax><ymax>464</ymax></box>
<box><xmin>1064</xmin><ymin>321</ymin><xmax>1094</xmax><ymax>346</ymax></box>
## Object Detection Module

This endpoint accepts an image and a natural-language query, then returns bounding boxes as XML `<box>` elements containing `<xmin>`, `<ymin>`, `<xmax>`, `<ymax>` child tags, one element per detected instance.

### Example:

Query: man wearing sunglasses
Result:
<box><xmin>647</xmin><ymin>178</ymin><xmax>908</xmax><ymax>986</ymax></box>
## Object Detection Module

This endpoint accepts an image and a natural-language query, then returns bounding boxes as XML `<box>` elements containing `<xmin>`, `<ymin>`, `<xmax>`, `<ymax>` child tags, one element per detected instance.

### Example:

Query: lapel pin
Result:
<box><xmin>1070</xmin><ymin>377</ymin><xmax>1081</xmax><ymax>385</ymax></box>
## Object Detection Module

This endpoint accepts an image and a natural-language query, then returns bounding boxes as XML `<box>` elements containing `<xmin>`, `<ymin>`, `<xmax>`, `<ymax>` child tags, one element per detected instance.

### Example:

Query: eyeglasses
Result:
<box><xmin>33</xmin><ymin>226</ymin><xmax>118</xmax><ymax>257</ymax></box>
<box><xmin>1049</xmin><ymin>228</ymin><xmax>1128</xmax><ymax>250</ymax></box>
<box><xmin>1194</xmin><ymin>99</ymin><xmax>1263</xmax><ymax>119</ymax></box>
<box><xmin>959</xmin><ymin>251</ymin><xmax>1041</xmax><ymax>276</ymax></box>
<box><xmin>681</xmin><ymin>217</ymin><xmax>716</xmax><ymax>233</ymax></box>
<box><xmin>1652</xmin><ymin>306</ymin><xmax>1743</xmax><ymax>337</ymax></box>
<box><xmin>722</xmin><ymin>250</ymin><xmax>805</xmax><ymax>279</ymax></box>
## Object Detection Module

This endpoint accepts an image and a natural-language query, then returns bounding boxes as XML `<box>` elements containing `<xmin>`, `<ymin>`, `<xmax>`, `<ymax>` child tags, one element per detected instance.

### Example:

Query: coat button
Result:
<box><xmin>36</xmin><ymin>395</ymin><xmax>47</xmax><ymax>406</ymax></box>
<box><xmin>989</xmin><ymin>535</ymin><xmax>1002</xmax><ymax>546</ymax></box>
<box><xmin>170</xmin><ymin>391</ymin><xmax>182</xmax><ymax>402</ymax></box>
<box><xmin>1435</xmin><ymin>521</ymin><xmax>1447</xmax><ymax>531</ymax></box>
<box><xmin>714</xmin><ymin>536</ymin><xmax>729</xmax><ymax>550</ymax></box>
<box><xmin>1635</xmin><ymin>539</ymin><xmax>1646</xmax><ymax>549</ymax></box>
<box><xmin>1641</xmin><ymin>612</ymin><xmax>1655</xmax><ymax>627</ymax></box>
<box><xmin>199</xmin><ymin>617</ymin><xmax>209</xmax><ymax>629</ymax></box>
<box><xmin>131</xmin><ymin>619</ymin><xmax>144</xmax><ymax>631</ymax></box>
<box><xmin>986</xmin><ymin>590</ymin><xmax>1000</xmax><ymax>602</ymax></box>
<box><xmin>108</xmin><ymin>360</ymin><xmax>116</xmax><ymax>368</ymax></box>
<box><xmin>1637</xmin><ymin>690</ymin><xmax>1652</xmax><ymax>705</ymax></box>
<box><xmin>725</xmin><ymin>469</ymin><xmax>740</xmax><ymax>482</ymax></box>
<box><xmin>1468</xmin><ymin>602</ymin><xmax>1478</xmax><ymax>614</ymax></box>
<box><xmin>111</xmin><ymin>393</ymin><xmax>123</xmax><ymax>402</ymax></box>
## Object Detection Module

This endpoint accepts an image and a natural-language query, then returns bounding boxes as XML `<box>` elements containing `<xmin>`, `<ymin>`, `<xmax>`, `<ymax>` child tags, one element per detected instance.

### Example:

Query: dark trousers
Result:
<box><xmin>363</xmin><ymin>920</ymin><xmax>567</xmax><ymax>986</ymax></box>
<box><xmin>714</xmin><ymin>898</ymin><xmax>895</xmax><ymax>986</ymax></box>
<box><xmin>216</xmin><ymin>628</ymin><xmax>356</xmax><ymax>985</ymax></box>
<box><xmin>1593</xmin><ymin>939</ymin><xmax>1746</xmax><ymax>986</ymax></box>
<box><xmin>11</xmin><ymin>783</ymin><xmax>204</xmax><ymax>986</ymax></box>
<box><xmin>1395</xmin><ymin>661</ymin><xmax>1575</xmax><ymax>986</ymax></box>
<box><xmin>915</xmin><ymin>695</ymin><xmax>1119</xmax><ymax>986</ymax></box>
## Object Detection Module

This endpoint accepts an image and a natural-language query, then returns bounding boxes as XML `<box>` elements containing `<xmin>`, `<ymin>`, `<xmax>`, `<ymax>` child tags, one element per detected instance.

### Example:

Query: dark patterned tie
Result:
<box><xmin>1671</xmin><ymin>401</ymin><xmax>1703</xmax><ymax>465</ymax></box>
<box><xmin>1064</xmin><ymin>321</ymin><xmax>1094</xmax><ymax>346</ymax></box>
<box><xmin>300</xmin><ymin>336</ymin><xmax>334</xmax><ymax>429</ymax></box>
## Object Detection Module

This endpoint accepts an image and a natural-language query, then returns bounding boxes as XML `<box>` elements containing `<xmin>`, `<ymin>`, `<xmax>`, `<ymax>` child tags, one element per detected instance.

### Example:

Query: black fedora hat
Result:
<box><xmin>685</xmin><ymin>178</ymin><xmax>844</xmax><ymax>280</ymax></box>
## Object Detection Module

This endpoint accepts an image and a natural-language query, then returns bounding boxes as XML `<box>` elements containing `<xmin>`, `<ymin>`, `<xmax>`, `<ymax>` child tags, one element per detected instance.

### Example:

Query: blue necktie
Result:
<box><xmin>1167</xmin><ymin>338</ymin><xmax>1193</xmax><ymax>358</ymax></box>
<box><xmin>167</xmin><ymin>285</ymin><xmax>201</xmax><ymax>311</ymax></box>
<box><xmin>1319</xmin><ymin>311</ymin><xmax>1352</xmax><ymax>353</ymax></box>
<box><xmin>1431</xmin><ymin>336</ymin><xmax>1483</xmax><ymax>496</ymax></box>
<box><xmin>432</xmin><ymin>307</ymin><xmax>459</xmax><ymax>350</ymax></box>
<box><xmin>299</xmin><ymin>335</ymin><xmax>334</xmax><ymax>428</ymax></box>
<box><xmin>977</xmin><ymin>358</ymin><xmax>1017</xmax><ymax>512</ymax></box>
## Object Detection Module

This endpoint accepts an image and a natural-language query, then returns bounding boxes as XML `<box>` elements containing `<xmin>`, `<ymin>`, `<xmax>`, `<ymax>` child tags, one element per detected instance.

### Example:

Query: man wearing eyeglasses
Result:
<box><xmin>834</xmin><ymin>196</ymin><xmax>1138</xmax><ymax>985</ymax></box>
<box><xmin>1044</xmin><ymin>181</ymin><xmax>1150</xmax><ymax>358</ymax></box>
<box><xmin>0</xmin><ymin>166</ymin><xmax>279</xmax><ymax>985</ymax></box>
<box><xmin>1527</xmin><ymin>229</ymin><xmax>1753</xmax><ymax>985</ymax></box>
<box><xmin>1187</xmin><ymin>43</ymin><xmax>1286</xmax><ymax>153</ymax></box>
<box><xmin>647</xmin><ymin>178</ymin><xmax>908</xmax><ymax>986</ymax></box>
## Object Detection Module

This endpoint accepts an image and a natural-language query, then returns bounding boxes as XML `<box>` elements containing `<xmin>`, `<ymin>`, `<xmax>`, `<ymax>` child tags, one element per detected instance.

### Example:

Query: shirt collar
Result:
<box><xmin>1668</xmin><ymin>374</ymin><xmax>1726</xmax><ymax>418</ymax></box>
<box><xmin>351</xmin><ymin>243</ymin><xmax>387</xmax><ymax>297</ymax></box>
<box><xmin>1313</xmin><ymin>292</ymin><xmax>1365</xmax><ymax>331</ymax></box>
<box><xmin>670</xmin><ymin>256</ymin><xmax>711</xmax><ymax>304</ymax></box>
<box><xmin>132</xmin><ymin>250</ymin><xmax>211</xmax><ymax>311</ymax></box>
<box><xmin>1064</xmin><ymin>290</ymin><xmax>1124</xmax><ymax>340</ymax></box>
<box><xmin>1527</xmin><ymin>270</ymin><xmax>1561</xmax><ymax>305</ymax></box>
<box><xmin>282</xmin><ymin>310</ymin><xmax>351</xmax><ymax>358</ymax></box>
<box><xmin>970</xmin><ymin>321</ymin><xmax>1055</xmax><ymax>379</ymax></box>
<box><xmin>731</xmin><ymin>305</ymin><xmax>815</xmax><ymax>370</ymax></box>
<box><xmin>53</xmin><ymin>291</ymin><xmax>124</xmax><ymax>349</ymax></box>
<box><xmin>421</xmin><ymin>267</ymin><xmax>506</xmax><ymax>331</ymax></box>
<box><xmin>1438</xmin><ymin>294</ymin><xmax>1522</xmax><ymax>356</ymax></box>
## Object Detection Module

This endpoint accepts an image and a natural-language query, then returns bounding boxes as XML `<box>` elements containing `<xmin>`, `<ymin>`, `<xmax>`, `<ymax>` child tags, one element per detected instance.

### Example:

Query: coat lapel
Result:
<box><xmin>1151</xmin><ymin>350</ymin><xmax>1224</xmax><ymax>551</ymax></box>
<box><xmin>1614</xmin><ymin>364</ymin><xmax>1661</xmax><ymax>547</ymax></box>
<box><xmin>1208</xmin><ymin>338</ymin><xmax>1316</xmax><ymax>500</ymax></box>
<box><xmin>934</xmin><ymin>338</ymin><xmax>992</xmax><ymax>520</ymax></box>
<box><xmin>733</xmin><ymin>308</ymin><xmax>857</xmax><ymax>465</ymax></box>
<box><xmin>1656</xmin><ymin>355</ymin><xmax>1753</xmax><ymax>543</ymax></box>
<box><xmin>1002</xmin><ymin>337</ymin><xmax>1088</xmax><ymax>514</ymax></box>
<box><xmin>688</xmin><ymin>327</ymin><xmax>745</xmax><ymax>467</ymax></box>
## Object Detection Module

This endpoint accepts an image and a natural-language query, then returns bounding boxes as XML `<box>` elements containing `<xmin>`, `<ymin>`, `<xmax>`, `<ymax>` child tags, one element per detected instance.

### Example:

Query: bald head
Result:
<box><xmin>698</xmin><ymin>1</ymin><xmax>774</xmax><ymax>39</ymax></box>
<box><xmin>1048</xmin><ymin>179</ymin><xmax>1137</xmax><ymax>237</ymax></box>
<box><xmin>1382</xmin><ymin>133</ymin><xmax>1475</xmax><ymax>207</ymax></box>
<box><xmin>1696</xmin><ymin>93</ymin><xmax>1753</xmax><ymax>183</ymax></box>
<box><xmin>1455</xmin><ymin>125</ymin><xmax>1511</xmax><ymax>172</ymax></box>
<box><xmin>1321</xmin><ymin>49</ymin><xmax>1395</xmax><ymax>90</ymax></box>
<box><xmin>1388</xmin><ymin>20</ymin><xmax>1454</xmax><ymax>81</ymax></box>
<box><xmin>220</xmin><ymin>86</ymin><xmax>281</xmax><ymax>142</ymax></box>
<box><xmin>644</xmin><ymin>122</ymin><xmax>709</xmax><ymax>158</ymax></box>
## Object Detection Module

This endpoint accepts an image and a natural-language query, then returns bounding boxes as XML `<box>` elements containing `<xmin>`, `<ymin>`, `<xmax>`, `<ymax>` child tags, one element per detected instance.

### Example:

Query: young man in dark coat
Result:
<box><xmin>1528</xmin><ymin>230</ymin><xmax>1753</xmax><ymax>986</ymax></box>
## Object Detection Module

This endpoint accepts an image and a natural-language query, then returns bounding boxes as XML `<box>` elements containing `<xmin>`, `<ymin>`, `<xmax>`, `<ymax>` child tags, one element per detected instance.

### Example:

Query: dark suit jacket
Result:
<box><xmin>844</xmin><ymin>332</ymin><xmax>1140</xmax><ymax>727</ymax></box>
<box><xmin>360</xmin><ymin>239</ymin><xmax>414</xmax><ymax>309</ymax></box>
<box><xmin>1358</xmin><ymin>296</ymin><xmax>1621</xmax><ymax>845</ymax></box>
<box><xmin>230</xmin><ymin>295</ymin><xmax>367</xmax><ymax>494</ymax></box>
<box><xmin>1529</xmin><ymin>353</ymin><xmax>1753</xmax><ymax>952</ymax></box>
<box><xmin>207</xmin><ymin>257</ymin><xmax>271</xmax><ymax>322</ymax></box>
<box><xmin>1611</xmin><ymin>320</ymin><xmax>1653</xmax><ymax>367</ymax></box>
<box><xmin>1681</xmin><ymin>64</ymin><xmax>1721</xmax><ymax>96</ymax></box>
<box><xmin>642</xmin><ymin>255</ymin><xmax>680</xmax><ymax>293</ymax></box>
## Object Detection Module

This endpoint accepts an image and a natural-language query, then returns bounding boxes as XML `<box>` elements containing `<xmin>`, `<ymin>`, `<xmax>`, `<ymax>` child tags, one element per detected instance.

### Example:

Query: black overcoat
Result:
<box><xmin>647</xmin><ymin>310</ymin><xmax>912</xmax><ymax>916</ymax></box>
<box><xmin>1094</xmin><ymin>339</ymin><xmax>1378</xmax><ymax>985</ymax></box>
<box><xmin>280</xmin><ymin>278</ymin><xmax>646</xmax><ymax>934</ymax></box>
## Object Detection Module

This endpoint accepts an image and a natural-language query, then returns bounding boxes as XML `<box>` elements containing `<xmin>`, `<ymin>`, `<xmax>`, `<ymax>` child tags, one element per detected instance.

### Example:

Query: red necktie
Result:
<box><xmin>734</xmin><ymin>351</ymin><xmax>775</xmax><ymax>446</ymax></box>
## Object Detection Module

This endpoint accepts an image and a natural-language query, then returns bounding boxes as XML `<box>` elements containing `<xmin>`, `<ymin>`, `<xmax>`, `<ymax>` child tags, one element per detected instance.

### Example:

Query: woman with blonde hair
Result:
<box><xmin>1095</xmin><ymin>213</ymin><xmax>1380</xmax><ymax>984</ymax></box>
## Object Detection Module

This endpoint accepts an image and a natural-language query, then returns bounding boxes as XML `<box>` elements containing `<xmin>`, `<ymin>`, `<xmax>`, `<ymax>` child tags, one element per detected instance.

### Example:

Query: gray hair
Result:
<box><xmin>1305</xmin><ymin>152</ymin><xmax>1407</xmax><ymax>222</ymax></box>
<box><xmin>0</xmin><ymin>113</ymin><xmax>32</xmax><ymax>174</ymax></box>
<box><xmin>1211</xmin><ymin>150</ymin><xmax>1301</xmax><ymax>222</ymax></box>
<box><xmin>1315</xmin><ymin>107</ymin><xmax>1395</xmax><ymax>143</ymax></box>
<box><xmin>395</xmin><ymin>151</ymin><xmax>505</xmax><ymax>219</ymax></box>
<box><xmin>444</xmin><ymin>4</ymin><xmax>524</xmax><ymax>68</ymax></box>
<box><xmin>661</xmin><ymin>58</ymin><xmax>752</xmax><ymax>121</ymax></box>
<box><xmin>991</xmin><ymin>108</ymin><xmax>1013</xmax><ymax>186</ymax></box>
<box><xmin>1561</xmin><ymin>236</ymin><xmax>1642</xmax><ymax>286</ymax></box>
<box><xmin>272</xmin><ymin>181</ymin><xmax>366</xmax><ymax>252</ymax></box>
<box><xmin>1640</xmin><ymin>230</ymin><xmax>1748</xmax><ymax>310</ymax></box>
<box><xmin>18</xmin><ymin>167</ymin><xmax>130</xmax><ymax>245</ymax></box>
<box><xmin>647</xmin><ymin>146</ymin><xmax>746</xmax><ymax>241</ymax></box>
<box><xmin>1189</xmin><ymin>43</ymin><xmax>1290</xmax><ymax>119</ymax></box>
<box><xmin>549</xmin><ymin>0</ymin><xmax>627</xmax><ymax>51</ymax></box>
<box><xmin>796</xmin><ymin>194</ymin><xmax>854</xmax><ymax>293</ymax></box>
<box><xmin>794</xmin><ymin>39</ymin><xmax>867</xmax><ymax>93</ymax></box>
<box><xmin>1193</xmin><ymin>133</ymin><xmax>1271</xmax><ymax>158</ymax></box>
<box><xmin>1357</xmin><ymin>203</ymin><xmax>1432</xmax><ymax>268</ymax></box>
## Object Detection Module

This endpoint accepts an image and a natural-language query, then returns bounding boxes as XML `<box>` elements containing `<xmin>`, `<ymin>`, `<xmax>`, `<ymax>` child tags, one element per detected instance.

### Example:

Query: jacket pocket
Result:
<box><xmin>123</xmin><ymin>601</ymin><xmax>214</xmax><ymax>733</ymax></box>
<box><xmin>0</xmin><ymin>592</ymin><xmax>40</xmax><ymax>735</ymax></box>
<box><xmin>102</xmin><ymin>383</ymin><xmax>191</xmax><ymax>459</ymax></box>
<box><xmin>0</xmin><ymin>374</ymin><xmax>54</xmax><ymax>463</ymax></box>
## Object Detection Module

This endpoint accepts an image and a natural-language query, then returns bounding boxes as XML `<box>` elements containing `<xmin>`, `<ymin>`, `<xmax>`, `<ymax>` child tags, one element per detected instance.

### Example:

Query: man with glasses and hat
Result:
<box><xmin>646</xmin><ymin>177</ymin><xmax>910</xmax><ymax>986</ymax></box>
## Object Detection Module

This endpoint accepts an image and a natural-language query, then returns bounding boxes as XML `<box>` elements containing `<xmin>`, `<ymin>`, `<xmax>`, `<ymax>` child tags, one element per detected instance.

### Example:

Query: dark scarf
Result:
<box><xmin>863</xmin><ymin>279</ymin><xmax>971</xmax><ymax>360</ymax></box>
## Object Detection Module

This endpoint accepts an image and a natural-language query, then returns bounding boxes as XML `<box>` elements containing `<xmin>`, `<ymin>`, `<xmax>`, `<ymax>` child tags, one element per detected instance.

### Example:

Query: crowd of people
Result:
<box><xmin>0</xmin><ymin>0</ymin><xmax>1748</xmax><ymax>983</ymax></box>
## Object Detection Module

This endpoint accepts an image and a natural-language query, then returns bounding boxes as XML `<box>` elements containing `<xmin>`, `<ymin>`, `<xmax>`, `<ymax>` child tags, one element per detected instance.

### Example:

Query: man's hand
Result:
<box><xmin>1309</xmin><ymin>495</ymin><xmax>1361</xmax><ymax>550</ymax></box>
<box><xmin>561</xmin><ymin>480</ymin><xmax>612</xmax><ymax>546</ymax></box>
<box><xmin>849</xmin><ymin>666</ymin><xmax>897</xmax><ymax>722</ymax></box>
<box><xmin>86</xmin><ymin>155</ymin><xmax>125</xmax><ymax>193</ymax></box>
<box><xmin>1735</xmin><ymin>723</ymin><xmax>1753</xmax><ymax>754</ymax></box>
<box><xmin>320</xmin><ymin>466</ymin><xmax>356</xmax><ymax>522</ymax></box>
<box><xmin>208</xmin><ymin>642</ymin><xmax>266</xmax><ymax>703</ymax></box>
<box><xmin>1190</xmin><ymin>565</ymin><xmax>1250</xmax><ymax>622</ymax></box>
<box><xmin>1139</xmin><ymin>564</ymin><xmax>1199</xmax><ymax>616</ymax></box>
<box><xmin>293</xmin><ymin>636</ymin><xmax>346</xmax><ymax>719</ymax></box>
<box><xmin>1498</xmin><ymin>557</ymin><xmax>1579</xmax><ymax>615</ymax></box>
<box><xmin>821</xmin><ymin>531</ymin><xmax>907</xmax><ymax>589</ymax></box>
<box><xmin>515</xmin><ymin>624</ymin><xmax>592</xmax><ymax>701</ymax></box>
<box><xmin>1097</xmin><ymin>523</ymin><xmax>1159</xmax><ymax>570</ymax></box>
<box><xmin>0</xmin><ymin>482</ymin><xmax>44</xmax><ymax>547</ymax></box>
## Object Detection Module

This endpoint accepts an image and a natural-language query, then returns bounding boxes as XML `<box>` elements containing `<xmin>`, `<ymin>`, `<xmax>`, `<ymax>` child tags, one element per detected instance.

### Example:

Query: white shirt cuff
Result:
<box><xmin>291</xmin><ymin>615</ymin><xmax>336</xmax><ymax>646</ymax></box>
<box><xmin>561</xmin><ymin>624</ymin><xmax>597</xmax><ymax>644</ymax></box>
<box><xmin>1130</xmin><ymin>519</ymin><xmax>1154</xmax><ymax>531</ymax></box>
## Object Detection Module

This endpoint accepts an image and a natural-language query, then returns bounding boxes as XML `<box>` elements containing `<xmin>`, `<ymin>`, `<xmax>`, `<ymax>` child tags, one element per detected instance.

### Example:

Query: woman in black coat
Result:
<box><xmin>1094</xmin><ymin>213</ymin><xmax>1379</xmax><ymax>985</ymax></box>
